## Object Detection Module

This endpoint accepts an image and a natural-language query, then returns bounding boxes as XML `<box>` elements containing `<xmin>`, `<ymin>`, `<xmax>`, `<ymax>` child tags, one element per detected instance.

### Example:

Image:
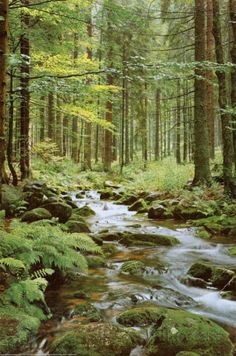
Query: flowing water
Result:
<box><xmin>31</xmin><ymin>191</ymin><xmax>236</xmax><ymax>355</ymax></box>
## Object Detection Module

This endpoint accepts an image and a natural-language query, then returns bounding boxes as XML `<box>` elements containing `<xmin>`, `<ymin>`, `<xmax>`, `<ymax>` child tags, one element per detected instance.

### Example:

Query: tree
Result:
<box><xmin>193</xmin><ymin>0</ymin><xmax>211</xmax><ymax>185</ymax></box>
<box><xmin>0</xmin><ymin>0</ymin><xmax>9</xmax><ymax>183</ymax></box>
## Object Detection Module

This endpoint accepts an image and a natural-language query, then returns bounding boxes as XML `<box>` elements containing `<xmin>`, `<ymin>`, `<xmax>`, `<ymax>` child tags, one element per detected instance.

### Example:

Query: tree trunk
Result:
<box><xmin>176</xmin><ymin>80</ymin><xmax>181</xmax><ymax>164</ymax></box>
<box><xmin>7</xmin><ymin>72</ymin><xmax>18</xmax><ymax>186</ymax></box>
<box><xmin>20</xmin><ymin>0</ymin><xmax>31</xmax><ymax>180</ymax></box>
<box><xmin>0</xmin><ymin>0</ymin><xmax>8</xmax><ymax>183</ymax></box>
<box><xmin>56</xmin><ymin>95</ymin><xmax>63</xmax><ymax>156</ymax></box>
<box><xmin>193</xmin><ymin>0</ymin><xmax>211</xmax><ymax>184</ymax></box>
<box><xmin>48</xmin><ymin>92</ymin><xmax>55</xmax><ymax>141</ymax></box>
<box><xmin>229</xmin><ymin>0</ymin><xmax>236</xmax><ymax>170</ymax></box>
<box><xmin>104</xmin><ymin>43</ymin><xmax>113</xmax><ymax>172</ymax></box>
<box><xmin>212</xmin><ymin>0</ymin><xmax>234</xmax><ymax>192</ymax></box>
<box><xmin>155</xmin><ymin>88</ymin><xmax>161</xmax><ymax>160</ymax></box>
<box><xmin>39</xmin><ymin>96</ymin><xmax>45</xmax><ymax>142</ymax></box>
<box><xmin>206</xmin><ymin>0</ymin><xmax>215</xmax><ymax>159</ymax></box>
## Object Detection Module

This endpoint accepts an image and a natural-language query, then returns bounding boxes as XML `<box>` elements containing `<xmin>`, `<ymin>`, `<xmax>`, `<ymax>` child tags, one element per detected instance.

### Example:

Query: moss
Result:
<box><xmin>75</xmin><ymin>205</ymin><xmax>96</xmax><ymax>217</ymax></box>
<box><xmin>145</xmin><ymin>307</ymin><xmax>233</xmax><ymax>356</ymax></box>
<box><xmin>117</xmin><ymin>306</ymin><xmax>164</xmax><ymax>326</ymax></box>
<box><xmin>176</xmin><ymin>353</ymin><xmax>200</xmax><ymax>356</ymax></box>
<box><xmin>120</xmin><ymin>232</ymin><xmax>180</xmax><ymax>247</ymax></box>
<box><xmin>197</xmin><ymin>228</ymin><xmax>211</xmax><ymax>239</ymax></box>
<box><xmin>87</xmin><ymin>256</ymin><xmax>107</xmax><ymax>268</ymax></box>
<box><xmin>21</xmin><ymin>208</ymin><xmax>52</xmax><ymax>222</ymax></box>
<box><xmin>0</xmin><ymin>306</ymin><xmax>40</xmax><ymax>354</ymax></box>
<box><xmin>50</xmin><ymin>323</ymin><xmax>141</xmax><ymax>356</ymax></box>
<box><xmin>65</xmin><ymin>220</ymin><xmax>91</xmax><ymax>233</ymax></box>
<box><xmin>120</xmin><ymin>261</ymin><xmax>145</xmax><ymax>275</ymax></box>
<box><xmin>188</xmin><ymin>263</ymin><xmax>213</xmax><ymax>281</ymax></box>
<box><xmin>128</xmin><ymin>199</ymin><xmax>148</xmax><ymax>212</ymax></box>
<box><xmin>73</xmin><ymin>303</ymin><xmax>103</xmax><ymax>322</ymax></box>
<box><xmin>102</xmin><ymin>243</ymin><xmax>118</xmax><ymax>257</ymax></box>
<box><xmin>211</xmin><ymin>268</ymin><xmax>235</xmax><ymax>289</ymax></box>
<box><xmin>194</xmin><ymin>216</ymin><xmax>236</xmax><ymax>236</ymax></box>
<box><xmin>229</xmin><ymin>247</ymin><xmax>236</xmax><ymax>256</ymax></box>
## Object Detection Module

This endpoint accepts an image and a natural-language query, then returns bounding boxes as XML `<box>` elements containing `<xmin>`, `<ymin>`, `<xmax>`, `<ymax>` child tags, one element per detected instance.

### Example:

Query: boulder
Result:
<box><xmin>128</xmin><ymin>199</ymin><xmax>148</xmax><ymax>213</ymax></box>
<box><xmin>120</xmin><ymin>261</ymin><xmax>146</xmax><ymax>276</ymax></box>
<box><xmin>104</xmin><ymin>180</ymin><xmax>121</xmax><ymax>189</ymax></box>
<box><xmin>148</xmin><ymin>204</ymin><xmax>166</xmax><ymax>219</ymax></box>
<box><xmin>65</xmin><ymin>220</ymin><xmax>91</xmax><ymax>233</ymax></box>
<box><xmin>43</xmin><ymin>202</ymin><xmax>72</xmax><ymax>223</ymax></box>
<box><xmin>21</xmin><ymin>208</ymin><xmax>52</xmax><ymax>223</ymax></box>
<box><xmin>73</xmin><ymin>303</ymin><xmax>103</xmax><ymax>322</ymax></box>
<box><xmin>188</xmin><ymin>263</ymin><xmax>213</xmax><ymax>281</ymax></box>
<box><xmin>74</xmin><ymin>205</ymin><xmax>96</xmax><ymax>217</ymax></box>
<box><xmin>117</xmin><ymin>306</ymin><xmax>233</xmax><ymax>356</ymax></box>
<box><xmin>50</xmin><ymin>323</ymin><xmax>141</xmax><ymax>356</ymax></box>
<box><xmin>211</xmin><ymin>268</ymin><xmax>235</xmax><ymax>289</ymax></box>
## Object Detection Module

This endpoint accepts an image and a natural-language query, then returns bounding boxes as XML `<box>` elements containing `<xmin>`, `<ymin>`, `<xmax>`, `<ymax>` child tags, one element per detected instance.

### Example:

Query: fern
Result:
<box><xmin>121</xmin><ymin>260</ymin><xmax>145</xmax><ymax>275</ymax></box>
<box><xmin>30</xmin><ymin>268</ymin><xmax>54</xmax><ymax>279</ymax></box>
<box><xmin>0</xmin><ymin>258</ymin><xmax>26</xmax><ymax>271</ymax></box>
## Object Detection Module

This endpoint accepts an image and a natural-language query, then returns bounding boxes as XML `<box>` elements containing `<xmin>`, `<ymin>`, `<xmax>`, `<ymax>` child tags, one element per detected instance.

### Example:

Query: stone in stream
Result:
<box><xmin>128</xmin><ymin>199</ymin><xmax>149</xmax><ymax>213</ymax></box>
<box><xmin>120</xmin><ymin>261</ymin><xmax>146</xmax><ymax>276</ymax></box>
<box><xmin>74</xmin><ymin>205</ymin><xmax>96</xmax><ymax>217</ymax></box>
<box><xmin>21</xmin><ymin>207</ymin><xmax>52</xmax><ymax>222</ymax></box>
<box><xmin>73</xmin><ymin>303</ymin><xmax>103</xmax><ymax>322</ymax></box>
<box><xmin>117</xmin><ymin>306</ymin><xmax>234</xmax><ymax>356</ymax></box>
<box><xmin>49</xmin><ymin>323</ymin><xmax>142</xmax><ymax>356</ymax></box>
<box><xmin>97</xmin><ymin>231</ymin><xmax>179</xmax><ymax>247</ymax></box>
<box><xmin>42</xmin><ymin>201</ymin><xmax>72</xmax><ymax>223</ymax></box>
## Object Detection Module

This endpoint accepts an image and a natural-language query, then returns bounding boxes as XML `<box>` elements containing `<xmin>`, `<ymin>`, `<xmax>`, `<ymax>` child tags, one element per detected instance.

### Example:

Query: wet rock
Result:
<box><xmin>75</xmin><ymin>205</ymin><xmax>96</xmax><ymax>217</ymax></box>
<box><xmin>42</xmin><ymin>201</ymin><xmax>72</xmax><ymax>223</ymax></box>
<box><xmin>49</xmin><ymin>323</ymin><xmax>141</xmax><ymax>356</ymax></box>
<box><xmin>183</xmin><ymin>276</ymin><xmax>208</xmax><ymax>289</ymax></box>
<box><xmin>21</xmin><ymin>208</ymin><xmax>52</xmax><ymax>223</ymax></box>
<box><xmin>117</xmin><ymin>194</ymin><xmax>140</xmax><ymax>206</ymax></box>
<box><xmin>104</xmin><ymin>180</ymin><xmax>121</xmax><ymax>189</ymax></box>
<box><xmin>73</xmin><ymin>303</ymin><xmax>103</xmax><ymax>322</ymax></box>
<box><xmin>227</xmin><ymin>276</ymin><xmax>236</xmax><ymax>293</ymax></box>
<box><xmin>118</xmin><ymin>306</ymin><xmax>233</xmax><ymax>356</ymax></box>
<box><xmin>176</xmin><ymin>352</ymin><xmax>200</xmax><ymax>356</ymax></box>
<box><xmin>196</xmin><ymin>227</ymin><xmax>211</xmax><ymax>239</ymax></box>
<box><xmin>211</xmin><ymin>268</ymin><xmax>235</xmax><ymax>289</ymax></box>
<box><xmin>229</xmin><ymin>247</ymin><xmax>236</xmax><ymax>256</ymax></box>
<box><xmin>75</xmin><ymin>192</ymin><xmax>84</xmax><ymax>199</ymax></box>
<box><xmin>120</xmin><ymin>261</ymin><xmax>146</xmax><ymax>275</ymax></box>
<box><xmin>145</xmin><ymin>192</ymin><xmax>164</xmax><ymax>202</ymax></box>
<box><xmin>194</xmin><ymin>216</ymin><xmax>236</xmax><ymax>237</ymax></box>
<box><xmin>148</xmin><ymin>204</ymin><xmax>166</xmax><ymax>219</ymax></box>
<box><xmin>102</xmin><ymin>243</ymin><xmax>118</xmax><ymax>257</ymax></box>
<box><xmin>100</xmin><ymin>189</ymin><xmax>113</xmax><ymax>200</ymax></box>
<box><xmin>173</xmin><ymin>206</ymin><xmax>207</xmax><ymax>220</ymax></box>
<box><xmin>65</xmin><ymin>220</ymin><xmax>91</xmax><ymax>233</ymax></box>
<box><xmin>128</xmin><ymin>199</ymin><xmax>148</xmax><ymax>213</ymax></box>
<box><xmin>188</xmin><ymin>262</ymin><xmax>213</xmax><ymax>281</ymax></box>
<box><xmin>73</xmin><ymin>291</ymin><xmax>90</xmax><ymax>299</ymax></box>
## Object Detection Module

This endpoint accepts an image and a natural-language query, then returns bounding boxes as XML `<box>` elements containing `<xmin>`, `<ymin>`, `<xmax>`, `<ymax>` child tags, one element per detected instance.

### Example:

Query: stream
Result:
<box><xmin>31</xmin><ymin>191</ymin><xmax>236</xmax><ymax>355</ymax></box>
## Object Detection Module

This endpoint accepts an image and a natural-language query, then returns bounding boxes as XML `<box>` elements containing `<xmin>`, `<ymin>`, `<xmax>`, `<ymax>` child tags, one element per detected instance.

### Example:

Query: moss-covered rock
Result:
<box><xmin>117</xmin><ymin>194</ymin><xmax>140</xmax><ymax>206</ymax></box>
<box><xmin>148</xmin><ymin>204</ymin><xmax>166</xmax><ymax>219</ymax></box>
<box><xmin>117</xmin><ymin>306</ymin><xmax>164</xmax><ymax>326</ymax></box>
<box><xmin>211</xmin><ymin>268</ymin><xmax>235</xmax><ymax>289</ymax></box>
<box><xmin>128</xmin><ymin>199</ymin><xmax>148</xmax><ymax>212</ymax></box>
<box><xmin>146</xmin><ymin>307</ymin><xmax>233</xmax><ymax>356</ymax></box>
<box><xmin>73</xmin><ymin>303</ymin><xmax>103</xmax><ymax>322</ymax></box>
<box><xmin>196</xmin><ymin>227</ymin><xmax>211</xmax><ymax>239</ymax></box>
<box><xmin>75</xmin><ymin>205</ymin><xmax>96</xmax><ymax>217</ymax></box>
<box><xmin>194</xmin><ymin>216</ymin><xmax>236</xmax><ymax>237</ymax></box>
<box><xmin>120</xmin><ymin>261</ymin><xmax>146</xmax><ymax>275</ymax></box>
<box><xmin>87</xmin><ymin>256</ymin><xmax>107</xmax><ymax>268</ymax></box>
<box><xmin>66</xmin><ymin>220</ymin><xmax>91</xmax><ymax>233</ymax></box>
<box><xmin>21</xmin><ymin>208</ymin><xmax>52</xmax><ymax>222</ymax></box>
<box><xmin>49</xmin><ymin>323</ymin><xmax>141</xmax><ymax>356</ymax></box>
<box><xmin>42</xmin><ymin>201</ymin><xmax>72</xmax><ymax>223</ymax></box>
<box><xmin>102</xmin><ymin>243</ymin><xmax>118</xmax><ymax>257</ymax></box>
<box><xmin>100</xmin><ymin>189</ymin><xmax>113</xmax><ymax>200</ymax></box>
<box><xmin>188</xmin><ymin>262</ymin><xmax>213</xmax><ymax>281</ymax></box>
<box><xmin>176</xmin><ymin>352</ymin><xmax>200</xmax><ymax>356</ymax></box>
<box><xmin>229</xmin><ymin>247</ymin><xmax>236</xmax><ymax>256</ymax></box>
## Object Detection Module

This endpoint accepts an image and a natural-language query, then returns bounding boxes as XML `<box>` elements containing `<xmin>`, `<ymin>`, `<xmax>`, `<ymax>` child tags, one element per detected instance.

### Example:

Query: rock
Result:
<box><xmin>104</xmin><ymin>180</ymin><xmax>121</xmax><ymax>189</ymax></box>
<box><xmin>194</xmin><ymin>216</ymin><xmax>236</xmax><ymax>237</ymax></box>
<box><xmin>75</xmin><ymin>192</ymin><xmax>84</xmax><ymax>199</ymax></box>
<box><xmin>128</xmin><ymin>199</ymin><xmax>148</xmax><ymax>213</ymax></box>
<box><xmin>21</xmin><ymin>208</ymin><xmax>52</xmax><ymax>222</ymax></box>
<box><xmin>120</xmin><ymin>261</ymin><xmax>146</xmax><ymax>275</ymax></box>
<box><xmin>183</xmin><ymin>276</ymin><xmax>208</xmax><ymax>289</ymax></box>
<box><xmin>73</xmin><ymin>291</ymin><xmax>90</xmax><ymax>299</ymax></box>
<box><xmin>148</xmin><ymin>204</ymin><xmax>166</xmax><ymax>219</ymax></box>
<box><xmin>65</xmin><ymin>220</ymin><xmax>91</xmax><ymax>233</ymax></box>
<box><xmin>102</xmin><ymin>243</ymin><xmax>118</xmax><ymax>256</ymax></box>
<box><xmin>42</xmin><ymin>202</ymin><xmax>72</xmax><ymax>223</ymax></box>
<box><xmin>74</xmin><ymin>205</ymin><xmax>96</xmax><ymax>217</ymax></box>
<box><xmin>196</xmin><ymin>227</ymin><xmax>211</xmax><ymax>239</ymax></box>
<box><xmin>97</xmin><ymin>231</ymin><xmax>179</xmax><ymax>247</ymax></box>
<box><xmin>50</xmin><ymin>323</ymin><xmax>141</xmax><ymax>356</ymax></box>
<box><xmin>100</xmin><ymin>190</ymin><xmax>113</xmax><ymax>200</ymax></box>
<box><xmin>176</xmin><ymin>353</ymin><xmax>200</xmax><ymax>356</ymax></box>
<box><xmin>188</xmin><ymin>262</ymin><xmax>213</xmax><ymax>281</ymax></box>
<box><xmin>229</xmin><ymin>247</ymin><xmax>236</xmax><ymax>256</ymax></box>
<box><xmin>145</xmin><ymin>192</ymin><xmax>164</xmax><ymax>202</ymax></box>
<box><xmin>73</xmin><ymin>303</ymin><xmax>103</xmax><ymax>322</ymax></box>
<box><xmin>227</xmin><ymin>276</ymin><xmax>236</xmax><ymax>293</ymax></box>
<box><xmin>211</xmin><ymin>268</ymin><xmax>235</xmax><ymax>289</ymax></box>
<box><xmin>173</xmin><ymin>206</ymin><xmax>207</xmax><ymax>220</ymax></box>
<box><xmin>117</xmin><ymin>306</ymin><xmax>233</xmax><ymax>356</ymax></box>
<box><xmin>117</xmin><ymin>194</ymin><xmax>140</xmax><ymax>206</ymax></box>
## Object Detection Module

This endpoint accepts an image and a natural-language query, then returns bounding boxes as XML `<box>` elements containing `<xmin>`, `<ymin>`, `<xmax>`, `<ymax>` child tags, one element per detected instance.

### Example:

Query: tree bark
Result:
<box><xmin>212</xmin><ymin>0</ymin><xmax>234</xmax><ymax>192</ymax></box>
<box><xmin>20</xmin><ymin>0</ymin><xmax>31</xmax><ymax>180</ymax></box>
<box><xmin>155</xmin><ymin>88</ymin><xmax>161</xmax><ymax>160</ymax></box>
<box><xmin>176</xmin><ymin>80</ymin><xmax>181</xmax><ymax>164</ymax></box>
<box><xmin>48</xmin><ymin>92</ymin><xmax>55</xmax><ymax>141</ymax></box>
<box><xmin>193</xmin><ymin>0</ymin><xmax>211</xmax><ymax>184</ymax></box>
<box><xmin>0</xmin><ymin>0</ymin><xmax>8</xmax><ymax>183</ymax></box>
<box><xmin>229</xmin><ymin>0</ymin><xmax>236</xmax><ymax>170</ymax></box>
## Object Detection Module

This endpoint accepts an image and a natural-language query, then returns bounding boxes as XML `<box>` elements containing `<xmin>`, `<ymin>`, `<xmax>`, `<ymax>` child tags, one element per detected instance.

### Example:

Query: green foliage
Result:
<box><xmin>0</xmin><ymin>258</ymin><xmax>26</xmax><ymax>272</ymax></box>
<box><xmin>32</xmin><ymin>139</ymin><xmax>62</xmax><ymax>163</ymax></box>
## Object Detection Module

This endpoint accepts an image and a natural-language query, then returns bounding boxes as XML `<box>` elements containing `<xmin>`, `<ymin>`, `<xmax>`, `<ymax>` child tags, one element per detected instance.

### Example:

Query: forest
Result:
<box><xmin>0</xmin><ymin>0</ymin><xmax>236</xmax><ymax>355</ymax></box>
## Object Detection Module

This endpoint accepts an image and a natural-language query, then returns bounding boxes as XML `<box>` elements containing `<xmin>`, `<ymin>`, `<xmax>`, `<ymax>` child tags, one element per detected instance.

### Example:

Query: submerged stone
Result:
<box><xmin>73</xmin><ymin>303</ymin><xmax>103</xmax><ymax>322</ymax></box>
<box><xmin>120</xmin><ymin>261</ymin><xmax>146</xmax><ymax>275</ymax></box>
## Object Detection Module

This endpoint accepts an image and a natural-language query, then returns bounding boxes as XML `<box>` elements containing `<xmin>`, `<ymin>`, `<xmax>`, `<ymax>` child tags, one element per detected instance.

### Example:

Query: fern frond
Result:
<box><xmin>0</xmin><ymin>258</ymin><xmax>26</xmax><ymax>271</ymax></box>
<box><xmin>31</xmin><ymin>268</ymin><xmax>54</xmax><ymax>279</ymax></box>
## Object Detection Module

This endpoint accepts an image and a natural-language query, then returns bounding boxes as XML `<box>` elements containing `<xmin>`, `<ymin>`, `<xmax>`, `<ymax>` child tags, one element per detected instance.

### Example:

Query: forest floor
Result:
<box><xmin>0</xmin><ymin>157</ymin><xmax>236</xmax><ymax>355</ymax></box>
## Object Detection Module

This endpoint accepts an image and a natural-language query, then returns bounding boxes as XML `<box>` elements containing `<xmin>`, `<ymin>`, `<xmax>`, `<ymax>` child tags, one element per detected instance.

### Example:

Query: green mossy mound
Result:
<box><xmin>194</xmin><ymin>216</ymin><xmax>236</xmax><ymax>238</ymax></box>
<box><xmin>73</xmin><ymin>303</ymin><xmax>103</xmax><ymax>322</ymax></box>
<box><xmin>65</xmin><ymin>220</ymin><xmax>91</xmax><ymax>233</ymax></box>
<box><xmin>49</xmin><ymin>323</ymin><xmax>141</xmax><ymax>356</ymax></box>
<box><xmin>21</xmin><ymin>208</ymin><xmax>52</xmax><ymax>222</ymax></box>
<box><xmin>87</xmin><ymin>255</ymin><xmax>107</xmax><ymax>268</ymax></box>
<box><xmin>120</xmin><ymin>260</ymin><xmax>146</xmax><ymax>275</ymax></box>
<box><xmin>42</xmin><ymin>201</ymin><xmax>72</xmax><ymax>223</ymax></box>
<box><xmin>97</xmin><ymin>231</ymin><xmax>179</xmax><ymax>247</ymax></box>
<box><xmin>229</xmin><ymin>247</ymin><xmax>236</xmax><ymax>256</ymax></box>
<box><xmin>117</xmin><ymin>306</ymin><xmax>233</xmax><ymax>356</ymax></box>
<box><xmin>75</xmin><ymin>205</ymin><xmax>96</xmax><ymax>217</ymax></box>
<box><xmin>128</xmin><ymin>199</ymin><xmax>148</xmax><ymax>213</ymax></box>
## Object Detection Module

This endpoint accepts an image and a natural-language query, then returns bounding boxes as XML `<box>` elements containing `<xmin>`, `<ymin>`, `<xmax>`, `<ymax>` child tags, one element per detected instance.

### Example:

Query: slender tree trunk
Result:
<box><xmin>48</xmin><ymin>92</ymin><xmax>55</xmax><ymax>141</ymax></box>
<box><xmin>71</xmin><ymin>34</ymin><xmax>79</xmax><ymax>162</ymax></box>
<box><xmin>213</xmin><ymin>0</ymin><xmax>234</xmax><ymax>192</ymax></box>
<box><xmin>125</xmin><ymin>77</ymin><xmax>130</xmax><ymax>165</ymax></box>
<box><xmin>143</xmin><ymin>82</ymin><xmax>148</xmax><ymax>169</ymax></box>
<box><xmin>229</xmin><ymin>0</ymin><xmax>236</xmax><ymax>170</ymax></box>
<box><xmin>193</xmin><ymin>0</ymin><xmax>211</xmax><ymax>184</ymax></box>
<box><xmin>56</xmin><ymin>95</ymin><xmax>63</xmax><ymax>156</ymax></box>
<box><xmin>39</xmin><ymin>96</ymin><xmax>45</xmax><ymax>142</ymax></box>
<box><xmin>206</xmin><ymin>0</ymin><xmax>215</xmax><ymax>159</ymax></box>
<box><xmin>104</xmin><ymin>43</ymin><xmax>113</xmax><ymax>172</ymax></box>
<box><xmin>84</xmin><ymin>19</ymin><xmax>93</xmax><ymax>170</ymax></box>
<box><xmin>7</xmin><ymin>72</ymin><xmax>18</xmax><ymax>185</ymax></box>
<box><xmin>0</xmin><ymin>0</ymin><xmax>8</xmax><ymax>183</ymax></box>
<box><xmin>155</xmin><ymin>88</ymin><xmax>161</xmax><ymax>160</ymax></box>
<box><xmin>20</xmin><ymin>0</ymin><xmax>31</xmax><ymax>180</ymax></box>
<box><xmin>183</xmin><ymin>82</ymin><xmax>188</xmax><ymax>161</ymax></box>
<box><xmin>176</xmin><ymin>80</ymin><xmax>181</xmax><ymax>164</ymax></box>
